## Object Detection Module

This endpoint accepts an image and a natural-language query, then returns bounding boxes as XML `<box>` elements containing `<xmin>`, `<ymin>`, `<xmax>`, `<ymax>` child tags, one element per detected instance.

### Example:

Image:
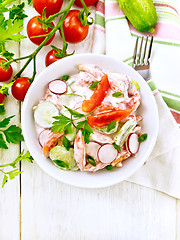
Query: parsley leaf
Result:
<box><xmin>86</xmin><ymin>155</ymin><xmax>96</xmax><ymax>166</ymax></box>
<box><xmin>0</xmin><ymin>104</ymin><xmax>5</xmax><ymax>115</ymax></box>
<box><xmin>112</xmin><ymin>92</ymin><xmax>123</xmax><ymax>98</ymax></box>
<box><xmin>107</xmin><ymin>120</ymin><xmax>116</xmax><ymax>132</ymax></box>
<box><xmin>89</xmin><ymin>81</ymin><xmax>100</xmax><ymax>89</ymax></box>
<box><xmin>61</xmin><ymin>75</ymin><xmax>70</xmax><ymax>81</ymax></box>
<box><xmin>82</xmin><ymin>120</ymin><xmax>93</xmax><ymax>144</ymax></box>
<box><xmin>0</xmin><ymin>133</ymin><xmax>7</xmax><ymax>149</ymax></box>
<box><xmin>9</xmin><ymin>3</ymin><xmax>28</xmax><ymax>22</ymax></box>
<box><xmin>3</xmin><ymin>125</ymin><xmax>24</xmax><ymax>144</ymax></box>
<box><xmin>53</xmin><ymin>160</ymin><xmax>69</xmax><ymax>169</ymax></box>
<box><xmin>62</xmin><ymin>136</ymin><xmax>71</xmax><ymax>151</ymax></box>
<box><xmin>51</xmin><ymin>114</ymin><xmax>72</xmax><ymax>133</ymax></box>
<box><xmin>106</xmin><ymin>165</ymin><xmax>114</xmax><ymax>171</ymax></box>
<box><xmin>0</xmin><ymin>82</ymin><xmax>14</xmax><ymax>95</ymax></box>
<box><xmin>0</xmin><ymin>115</ymin><xmax>14</xmax><ymax>128</ymax></box>
<box><xmin>112</xmin><ymin>142</ymin><xmax>121</xmax><ymax>152</ymax></box>
<box><xmin>64</xmin><ymin>106</ymin><xmax>85</xmax><ymax>118</ymax></box>
<box><xmin>138</xmin><ymin>133</ymin><xmax>148</xmax><ymax>142</ymax></box>
<box><xmin>0</xmin><ymin>150</ymin><xmax>33</xmax><ymax>188</ymax></box>
<box><xmin>0</xmin><ymin>19</ymin><xmax>26</xmax><ymax>42</ymax></box>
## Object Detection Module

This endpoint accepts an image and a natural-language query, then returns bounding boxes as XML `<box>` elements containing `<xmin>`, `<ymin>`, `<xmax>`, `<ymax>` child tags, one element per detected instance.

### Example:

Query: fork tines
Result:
<box><xmin>133</xmin><ymin>36</ymin><xmax>154</xmax><ymax>67</ymax></box>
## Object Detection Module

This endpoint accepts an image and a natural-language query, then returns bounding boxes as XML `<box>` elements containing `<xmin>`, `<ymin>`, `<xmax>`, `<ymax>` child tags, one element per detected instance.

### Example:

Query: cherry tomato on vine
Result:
<box><xmin>27</xmin><ymin>16</ymin><xmax>55</xmax><ymax>46</ymax></box>
<box><xmin>0</xmin><ymin>58</ymin><xmax>13</xmax><ymax>82</ymax></box>
<box><xmin>11</xmin><ymin>77</ymin><xmax>31</xmax><ymax>101</ymax></box>
<box><xmin>0</xmin><ymin>93</ymin><xmax>6</xmax><ymax>103</ymax></box>
<box><xmin>32</xmin><ymin>0</ymin><xmax>63</xmax><ymax>17</ymax></box>
<box><xmin>60</xmin><ymin>10</ymin><xmax>89</xmax><ymax>44</ymax></box>
<box><xmin>45</xmin><ymin>49</ymin><xmax>62</xmax><ymax>67</ymax></box>
<box><xmin>74</xmin><ymin>0</ymin><xmax>97</xmax><ymax>8</ymax></box>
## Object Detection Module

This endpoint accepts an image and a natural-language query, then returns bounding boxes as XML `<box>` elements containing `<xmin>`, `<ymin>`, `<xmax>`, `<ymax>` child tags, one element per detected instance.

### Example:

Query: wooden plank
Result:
<box><xmin>21</xmin><ymin>167</ymin><xmax>177</xmax><ymax>240</ymax></box>
<box><xmin>0</xmin><ymin>43</ymin><xmax>20</xmax><ymax>240</ymax></box>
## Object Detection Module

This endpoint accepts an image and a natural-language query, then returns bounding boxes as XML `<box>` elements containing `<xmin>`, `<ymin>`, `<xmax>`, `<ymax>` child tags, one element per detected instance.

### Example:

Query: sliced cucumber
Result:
<box><xmin>96</xmin><ymin>121</ymin><xmax>119</xmax><ymax>135</ymax></box>
<box><xmin>34</xmin><ymin>101</ymin><xmax>59</xmax><ymax>128</ymax></box>
<box><xmin>65</xmin><ymin>125</ymin><xmax>77</xmax><ymax>141</ymax></box>
<box><xmin>114</xmin><ymin>119</ymin><xmax>137</xmax><ymax>146</ymax></box>
<box><xmin>49</xmin><ymin>146</ymin><xmax>78</xmax><ymax>171</ymax></box>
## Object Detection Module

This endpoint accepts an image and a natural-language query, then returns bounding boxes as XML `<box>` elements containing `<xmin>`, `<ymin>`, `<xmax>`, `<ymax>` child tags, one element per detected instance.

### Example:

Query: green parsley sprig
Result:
<box><xmin>52</xmin><ymin>106</ymin><xmax>94</xmax><ymax>144</ymax></box>
<box><xmin>0</xmin><ymin>150</ymin><xmax>33</xmax><ymax>188</ymax></box>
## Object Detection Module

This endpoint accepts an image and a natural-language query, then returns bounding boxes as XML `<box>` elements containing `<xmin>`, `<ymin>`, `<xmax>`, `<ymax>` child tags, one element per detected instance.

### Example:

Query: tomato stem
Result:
<box><xmin>13</xmin><ymin>0</ymin><xmax>76</xmax><ymax>81</ymax></box>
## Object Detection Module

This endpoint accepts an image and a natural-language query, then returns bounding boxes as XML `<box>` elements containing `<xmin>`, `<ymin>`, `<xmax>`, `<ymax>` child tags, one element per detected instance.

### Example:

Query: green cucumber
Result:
<box><xmin>50</xmin><ymin>146</ymin><xmax>78</xmax><ymax>171</ymax></box>
<box><xmin>119</xmin><ymin>0</ymin><xmax>157</xmax><ymax>33</ymax></box>
<box><xmin>114</xmin><ymin>119</ymin><xmax>137</xmax><ymax>146</ymax></box>
<box><xmin>34</xmin><ymin>101</ymin><xmax>59</xmax><ymax>128</ymax></box>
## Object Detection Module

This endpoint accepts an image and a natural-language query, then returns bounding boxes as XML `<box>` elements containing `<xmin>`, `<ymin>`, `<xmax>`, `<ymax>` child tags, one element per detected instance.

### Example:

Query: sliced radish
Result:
<box><xmin>38</xmin><ymin>129</ymin><xmax>51</xmax><ymax>147</ymax></box>
<box><xmin>126</xmin><ymin>133</ymin><xmax>140</xmax><ymax>155</ymax></box>
<box><xmin>48</xmin><ymin>80</ymin><xmax>67</xmax><ymax>95</ymax></box>
<box><xmin>97</xmin><ymin>143</ymin><xmax>118</xmax><ymax>164</ymax></box>
<box><xmin>86</xmin><ymin>141</ymin><xmax>101</xmax><ymax>161</ymax></box>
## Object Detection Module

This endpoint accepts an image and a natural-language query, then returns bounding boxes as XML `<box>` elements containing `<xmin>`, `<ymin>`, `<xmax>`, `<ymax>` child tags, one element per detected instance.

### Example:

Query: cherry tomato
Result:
<box><xmin>61</xmin><ymin>10</ymin><xmax>89</xmax><ymax>43</ymax></box>
<box><xmin>45</xmin><ymin>49</ymin><xmax>62</xmax><ymax>67</ymax></box>
<box><xmin>82</xmin><ymin>74</ymin><xmax>109</xmax><ymax>112</ymax></box>
<box><xmin>0</xmin><ymin>58</ymin><xmax>13</xmax><ymax>82</ymax></box>
<box><xmin>87</xmin><ymin>109</ymin><xmax>134</xmax><ymax>128</ymax></box>
<box><xmin>27</xmin><ymin>16</ymin><xmax>55</xmax><ymax>46</ymax></box>
<box><xmin>74</xmin><ymin>0</ymin><xmax>97</xmax><ymax>8</ymax></box>
<box><xmin>0</xmin><ymin>93</ymin><xmax>6</xmax><ymax>103</ymax></box>
<box><xmin>11</xmin><ymin>77</ymin><xmax>31</xmax><ymax>101</ymax></box>
<box><xmin>32</xmin><ymin>0</ymin><xmax>63</xmax><ymax>17</ymax></box>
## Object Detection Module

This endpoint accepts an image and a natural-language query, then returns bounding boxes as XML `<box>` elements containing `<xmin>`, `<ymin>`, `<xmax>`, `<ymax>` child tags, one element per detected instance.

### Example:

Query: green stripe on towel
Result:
<box><xmin>160</xmin><ymin>96</ymin><xmax>180</xmax><ymax>112</ymax></box>
<box><xmin>95</xmin><ymin>14</ymin><xmax>105</xmax><ymax>28</ymax></box>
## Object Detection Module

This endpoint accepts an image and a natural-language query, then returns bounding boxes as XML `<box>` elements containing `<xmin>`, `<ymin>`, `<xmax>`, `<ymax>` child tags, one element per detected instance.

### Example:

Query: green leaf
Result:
<box><xmin>9</xmin><ymin>150</ymin><xmax>33</xmax><ymax>168</ymax></box>
<box><xmin>8</xmin><ymin>169</ymin><xmax>23</xmax><ymax>180</ymax></box>
<box><xmin>112</xmin><ymin>92</ymin><xmax>123</xmax><ymax>98</ymax></box>
<box><xmin>0</xmin><ymin>133</ymin><xmax>7</xmax><ymax>149</ymax></box>
<box><xmin>53</xmin><ymin>160</ymin><xmax>69</xmax><ymax>169</ymax></box>
<box><xmin>61</xmin><ymin>75</ymin><xmax>70</xmax><ymax>81</ymax></box>
<box><xmin>89</xmin><ymin>81</ymin><xmax>100</xmax><ymax>89</ymax></box>
<box><xmin>76</xmin><ymin>120</ymin><xmax>86</xmax><ymax>129</ymax></box>
<box><xmin>86</xmin><ymin>154</ymin><xmax>96</xmax><ymax>166</ymax></box>
<box><xmin>106</xmin><ymin>165</ymin><xmax>114</xmax><ymax>171</ymax></box>
<box><xmin>2</xmin><ymin>174</ymin><xmax>8</xmax><ymax>188</ymax></box>
<box><xmin>64</xmin><ymin>106</ymin><xmax>85</xmax><ymax>118</ymax></box>
<box><xmin>3</xmin><ymin>125</ymin><xmax>24</xmax><ymax>144</ymax></box>
<box><xmin>0</xmin><ymin>104</ymin><xmax>5</xmax><ymax>115</ymax></box>
<box><xmin>82</xmin><ymin>120</ymin><xmax>93</xmax><ymax>144</ymax></box>
<box><xmin>62</xmin><ymin>136</ymin><xmax>71</xmax><ymax>151</ymax></box>
<box><xmin>0</xmin><ymin>115</ymin><xmax>14</xmax><ymax>128</ymax></box>
<box><xmin>9</xmin><ymin>3</ymin><xmax>28</xmax><ymax>22</ymax></box>
<box><xmin>112</xmin><ymin>142</ymin><xmax>121</xmax><ymax>152</ymax></box>
<box><xmin>0</xmin><ymin>82</ymin><xmax>13</xmax><ymax>96</ymax></box>
<box><xmin>138</xmin><ymin>133</ymin><xmax>148</xmax><ymax>142</ymax></box>
<box><xmin>0</xmin><ymin>19</ymin><xmax>26</xmax><ymax>42</ymax></box>
<box><xmin>51</xmin><ymin>114</ymin><xmax>72</xmax><ymax>133</ymax></box>
<box><xmin>107</xmin><ymin>120</ymin><xmax>116</xmax><ymax>132</ymax></box>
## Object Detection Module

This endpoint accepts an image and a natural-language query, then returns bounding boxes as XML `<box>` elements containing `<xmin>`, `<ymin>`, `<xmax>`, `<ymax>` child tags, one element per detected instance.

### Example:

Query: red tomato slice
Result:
<box><xmin>82</xmin><ymin>74</ymin><xmax>109</xmax><ymax>112</ymax></box>
<box><xmin>87</xmin><ymin>109</ymin><xmax>134</xmax><ymax>128</ymax></box>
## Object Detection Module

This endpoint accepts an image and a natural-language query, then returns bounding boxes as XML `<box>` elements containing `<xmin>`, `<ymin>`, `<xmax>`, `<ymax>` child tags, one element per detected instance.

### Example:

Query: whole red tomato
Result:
<box><xmin>32</xmin><ymin>0</ymin><xmax>63</xmax><ymax>17</ymax></box>
<box><xmin>27</xmin><ymin>16</ymin><xmax>55</xmax><ymax>46</ymax></box>
<box><xmin>11</xmin><ymin>77</ymin><xmax>31</xmax><ymax>101</ymax></box>
<box><xmin>60</xmin><ymin>10</ymin><xmax>89</xmax><ymax>44</ymax></box>
<box><xmin>0</xmin><ymin>58</ymin><xmax>13</xmax><ymax>82</ymax></box>
<box><xmin>0</xmin><ymin>93</ymin><xmax>6</xmax><ymax>103</ymax></box>
<box><xmin>74</xmin><ymin>0</ymin><xmax>97</xmax><ymax>8</ymax></box>
<box><xmin>45</xmin><ymin>49</ymin><xmax>62</xmax><ymax>67</ymax></box>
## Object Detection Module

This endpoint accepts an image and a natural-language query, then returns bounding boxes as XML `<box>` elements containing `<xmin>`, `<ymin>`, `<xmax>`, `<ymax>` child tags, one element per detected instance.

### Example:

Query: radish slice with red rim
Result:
<box><xmin>48</xmin><ymin>80</ymin><xmax>67</xmax><ymax>95</ymax></box>
<box><xmin>86</xmin><ymin>141</ymin><xmax>101</xmax><ymax>161</ymax></box>
<box><xmin>127</xmin><ymin>133</ymin><xmax>139</xmax><ymax>155</ymax></box>
<box><xmin>97</xmin><ymin>143</ymin><xmax>118</xmax><ymax>164</ymax></box>
<box><xmin>38</xmin><ymin>129</ymin><xmax>51</xmax><ymax>147</ymax></box>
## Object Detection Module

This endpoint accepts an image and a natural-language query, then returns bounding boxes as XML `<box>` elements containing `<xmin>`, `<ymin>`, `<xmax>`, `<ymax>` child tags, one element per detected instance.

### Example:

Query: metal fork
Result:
<box><xmin>133</xmin><ymin>36</ymin><xmax>154</xmax><ymax>81</ymax></box>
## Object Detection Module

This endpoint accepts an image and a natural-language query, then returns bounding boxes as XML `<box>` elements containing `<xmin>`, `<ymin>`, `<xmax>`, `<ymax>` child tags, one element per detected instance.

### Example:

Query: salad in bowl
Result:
<box><xmin>21</xmin><ymin>54</ymin><xmax>158</xmax><ymax>188</ymax></box>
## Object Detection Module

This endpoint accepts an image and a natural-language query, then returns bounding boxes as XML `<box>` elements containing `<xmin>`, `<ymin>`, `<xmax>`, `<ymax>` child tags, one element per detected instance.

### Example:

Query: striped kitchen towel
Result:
<box><xmin>92</xmin><ymin>0</ymin><xmax>180</xmax><ymax>198</ymax></box>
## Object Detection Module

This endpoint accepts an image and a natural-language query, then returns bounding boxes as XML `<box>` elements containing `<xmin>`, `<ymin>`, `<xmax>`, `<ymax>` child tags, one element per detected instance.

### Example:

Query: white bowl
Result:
<box><xmin>21</xmin><ymin>53</ymin><xmax>158</xmax><ymax>188</ymax></box>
